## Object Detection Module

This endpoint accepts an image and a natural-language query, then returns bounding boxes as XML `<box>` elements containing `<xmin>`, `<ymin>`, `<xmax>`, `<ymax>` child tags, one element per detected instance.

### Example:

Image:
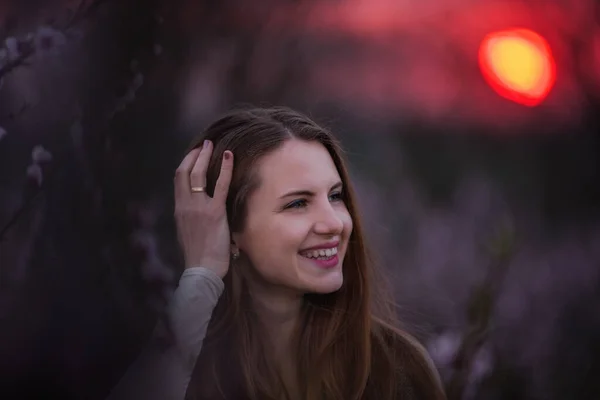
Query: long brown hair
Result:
<box><xmin>184</xmin><ymin>106</ymin><xmax>446</xmax><ymax>400</ymax></box>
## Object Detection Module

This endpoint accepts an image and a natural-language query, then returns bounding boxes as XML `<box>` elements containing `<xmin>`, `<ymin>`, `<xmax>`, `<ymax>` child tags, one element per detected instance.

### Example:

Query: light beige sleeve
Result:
<box><xmin>106</xmin><ymin>267</ymin><xmax>224</xmax><ymax>400</ymax></box>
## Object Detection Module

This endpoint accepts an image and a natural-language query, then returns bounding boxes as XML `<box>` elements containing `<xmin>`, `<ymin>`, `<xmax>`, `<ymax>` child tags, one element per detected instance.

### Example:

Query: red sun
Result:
<box><xmin>479</xmin><ymin>28</ymin><xmax>556</xmax><ymax>107</ymax></box>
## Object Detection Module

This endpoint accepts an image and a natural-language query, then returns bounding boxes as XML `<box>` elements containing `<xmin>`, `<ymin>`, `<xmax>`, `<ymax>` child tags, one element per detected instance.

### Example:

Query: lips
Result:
<box><xmin>299</xmin><ymin>240</ymin><xmax>340</xmax><ymax>252</ymax></box>
<box><xmin>300</xmin><ymin>252</ymin><xmax>339</xmax><ymax>269</ymax></box>
<box><xmin>299</xmin><ymin>246</ymin><xmax>338</xmax><ymax>259</ymax></box>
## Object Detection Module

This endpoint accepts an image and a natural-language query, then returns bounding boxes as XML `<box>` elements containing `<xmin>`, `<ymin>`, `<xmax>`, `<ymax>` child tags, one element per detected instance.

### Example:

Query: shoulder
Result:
<box><xmin>371</xmin><ymin>319</ymin><xmax>446</xmax><ymax>400</ymax></box>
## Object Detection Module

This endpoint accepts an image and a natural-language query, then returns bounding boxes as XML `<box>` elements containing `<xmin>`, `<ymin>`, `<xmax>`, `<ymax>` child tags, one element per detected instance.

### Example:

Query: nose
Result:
<box><xmin>312</xmin><ymin>202</ymin><xmax>344</xmax><ymax>236</ymax></box>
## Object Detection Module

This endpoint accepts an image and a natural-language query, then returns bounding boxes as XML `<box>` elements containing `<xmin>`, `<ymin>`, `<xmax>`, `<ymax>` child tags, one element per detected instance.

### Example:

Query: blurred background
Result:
<box><xmin>0</xmin><ymin>0</ymin><xmax>599</xmax><ymax>399</ymax></box>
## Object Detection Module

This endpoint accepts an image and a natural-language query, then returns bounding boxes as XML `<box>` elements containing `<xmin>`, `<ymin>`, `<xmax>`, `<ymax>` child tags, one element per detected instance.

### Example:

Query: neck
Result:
<box><xmin>249</xmin><ymin>287</ymin><xmax>303</xmax><ymax>398</ymax></box>
<box><xmin>248</xmin><ymin>285</ymin><xmax>303</xmax><ymax>360</ymax></box>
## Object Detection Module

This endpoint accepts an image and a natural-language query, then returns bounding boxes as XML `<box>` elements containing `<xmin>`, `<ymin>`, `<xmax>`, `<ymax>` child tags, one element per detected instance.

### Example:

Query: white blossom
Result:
<box><xmin>26</xmin><ymin>163</ymin><xmax>43</xmax><ymax>186</ymax></box>
<box><xmin>427</xmin><ymin>330</ymin><xmax>462</xmax><ymax>367</ymax></box>
<box><xmin>31</xmin><ymin>145</ymin><xmax>53</xmax><ymax>163</ymax></box>
<box><xmin>5</xmin><ymin>37</ymin><xmax>19</xmax><ymax>61</ymax></box>
<box><xmin>132</xmin><ymin>229</ymin><xmax>174</xmax><ymax>283</ymax></box>
<box><xmin>34</xmin><ymin>26</ymin><xmax>67</xmax><ymax>56</ymax></box>
<box><xmin>470</xmin><ymin>345</ymin><xmax>494</xmax><ymax>381</ymax></box>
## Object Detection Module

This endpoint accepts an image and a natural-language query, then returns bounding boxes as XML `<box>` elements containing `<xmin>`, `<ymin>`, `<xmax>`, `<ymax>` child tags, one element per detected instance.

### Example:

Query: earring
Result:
<box><xmin>232</xmin><ymin>250</ymin><xmax>240</xmax><ymax>260</ymax></box>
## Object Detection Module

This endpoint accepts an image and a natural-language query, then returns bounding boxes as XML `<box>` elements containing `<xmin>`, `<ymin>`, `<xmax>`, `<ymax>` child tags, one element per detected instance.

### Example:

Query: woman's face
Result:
<box><xmin>232</xmin><ymin>139</ymin><xmax>353</xmax><ymax>294</ymax></box>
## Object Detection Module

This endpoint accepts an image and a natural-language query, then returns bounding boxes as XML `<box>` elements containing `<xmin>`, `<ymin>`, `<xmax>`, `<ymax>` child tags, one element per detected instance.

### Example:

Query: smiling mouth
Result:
<box><xmin>299</xmin><ymin>247</ymin><xmax>338</xmax><ymax>260</ymax></box>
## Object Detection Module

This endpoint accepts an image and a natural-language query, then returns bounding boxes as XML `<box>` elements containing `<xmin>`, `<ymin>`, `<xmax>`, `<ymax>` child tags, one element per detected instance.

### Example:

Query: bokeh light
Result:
<box><xmin>479</xmin><ymin>28</ymin><xmax>556</xmax><ymax>107</ymax></box>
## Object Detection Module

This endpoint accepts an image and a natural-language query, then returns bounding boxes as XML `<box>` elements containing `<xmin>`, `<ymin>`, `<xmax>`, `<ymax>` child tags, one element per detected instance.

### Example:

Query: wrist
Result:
<box><xmin>182</xmin><ymin>266</ymin><xmax>224</xmax><ymax>281</ymax></box>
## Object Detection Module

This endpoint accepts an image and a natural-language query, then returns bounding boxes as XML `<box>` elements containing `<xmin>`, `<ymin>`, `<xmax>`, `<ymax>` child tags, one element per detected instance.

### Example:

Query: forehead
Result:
<box><xmin>255</xmin><ymin>139</ymin><xmax>341</xmax><ymax>193</ymax></box>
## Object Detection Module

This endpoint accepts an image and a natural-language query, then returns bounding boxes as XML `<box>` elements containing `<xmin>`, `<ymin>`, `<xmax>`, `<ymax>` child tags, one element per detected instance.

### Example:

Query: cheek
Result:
<box><xmin>243</xmin><ymin>220</ymin><xmax>306</xmax><ymax>266</ymax></box>
<box><xmin>341</xmin><ymin>210</ymin><xmax>353</xmax><ymax>236</ymax></box>
<box><xmin>269</xmin><ymin>221</ymin><xmax>310</xmax><ymax>259</ymax></box>
<box><xmin>245</xmin><ymin>233</ymin><xmax>305</xmax><ymax>285</ymax></box>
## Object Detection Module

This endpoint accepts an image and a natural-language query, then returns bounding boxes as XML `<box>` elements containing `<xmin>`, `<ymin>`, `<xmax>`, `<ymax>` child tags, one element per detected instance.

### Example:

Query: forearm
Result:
<box><xmin>106</xmin><ymin>267</ymin><xmax>224</xmax><ymax>400</ymax></box>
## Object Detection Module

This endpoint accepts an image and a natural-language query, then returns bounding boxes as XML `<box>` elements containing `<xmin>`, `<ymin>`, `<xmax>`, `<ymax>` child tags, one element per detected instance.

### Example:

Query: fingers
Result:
<box><xmin>213</xmin><ymin>151</ymin><xmax>234</xmax><ymax>203</ymax></box>
<box><xmin>175</xmin><ymin>140</ymin><xmax>233</xmax><ymax>204</ymax></box>
<box><xmin>175</xmin><ymin>147</ymin><xmax>202</xmax><ymax>199</ymax></box>
<box><xmin>190</xmin><ymin>140</ymin><xmax>212</xmax><ymax>192</ymax></box>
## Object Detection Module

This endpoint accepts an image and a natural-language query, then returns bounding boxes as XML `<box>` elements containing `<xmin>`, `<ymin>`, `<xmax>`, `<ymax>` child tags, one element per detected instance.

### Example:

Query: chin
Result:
<box><xmin>306</xmin><ymin>273</ymin><xmax>344</xmax><ymax>294</ymax></box>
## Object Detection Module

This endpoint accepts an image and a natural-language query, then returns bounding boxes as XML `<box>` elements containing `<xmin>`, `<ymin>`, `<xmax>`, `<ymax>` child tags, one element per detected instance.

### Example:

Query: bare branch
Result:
<box><xmin>0</xmin><ymin>0</ymin><xmax>112</xmax><ymax>81</ymax></box>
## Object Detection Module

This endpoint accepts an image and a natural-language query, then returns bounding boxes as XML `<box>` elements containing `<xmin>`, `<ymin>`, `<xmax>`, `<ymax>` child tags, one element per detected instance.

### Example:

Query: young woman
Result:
<box><xmin>108</xmin><ymin>106</ymin><xmax>446</xmax><ymax>400</ymax></box>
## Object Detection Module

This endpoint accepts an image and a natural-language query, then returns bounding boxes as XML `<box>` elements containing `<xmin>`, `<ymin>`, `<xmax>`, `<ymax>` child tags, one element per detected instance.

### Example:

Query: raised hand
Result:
<box><xmin>174</xmin><ymin>140</ymin><xmax>233</xmax><ymax>278</ymax></box>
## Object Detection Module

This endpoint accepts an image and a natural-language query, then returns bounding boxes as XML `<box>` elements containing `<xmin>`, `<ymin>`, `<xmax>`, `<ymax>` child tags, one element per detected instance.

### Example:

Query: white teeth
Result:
<box><xmin>301</xmin><ymin>247</ymin><xmax>338</xmax><ymax>259</ymax></box>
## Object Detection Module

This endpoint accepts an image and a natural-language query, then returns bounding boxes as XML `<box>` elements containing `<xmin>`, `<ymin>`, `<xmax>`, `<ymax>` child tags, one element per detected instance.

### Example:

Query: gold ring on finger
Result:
<box><xmin>191</xmin><ymin>186</ymin><xmax>206</xmax><ymax>193</ymax></box>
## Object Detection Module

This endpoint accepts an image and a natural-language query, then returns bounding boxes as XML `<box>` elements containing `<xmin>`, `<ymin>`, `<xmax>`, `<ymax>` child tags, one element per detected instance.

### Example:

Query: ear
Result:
<box><xmin>230</xmin><ymin>233</ymin><xmax>240</xmax><ymax>253</ymax></box>
<box><xmin>231</xmin><ymin>232</ymin><xmax>241</xmax><ymax>247</ymax></box>
<box><xmin>230</xmin><ymin>238</ymin><xmax>241</xmax><ymax>261</ymax></box>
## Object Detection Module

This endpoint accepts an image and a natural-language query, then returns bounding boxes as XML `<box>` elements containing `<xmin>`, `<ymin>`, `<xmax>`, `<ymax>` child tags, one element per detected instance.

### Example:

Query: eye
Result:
<box><xmin>329</xmin><ymin>191</ymin><xmax>343</xmax><ymax>202</ymax></box>
<box><xmin>285</xmin><ymin>199</ymin><xmax>308</xmax><ymax>209</ymax></box>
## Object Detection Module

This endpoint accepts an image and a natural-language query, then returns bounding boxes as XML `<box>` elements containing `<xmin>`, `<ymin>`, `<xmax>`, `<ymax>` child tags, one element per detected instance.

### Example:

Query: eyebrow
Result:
<box><xmin>279</xmin><ymin>181</ymin><xmax>343</xmax><ymax>199</ymax></box>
